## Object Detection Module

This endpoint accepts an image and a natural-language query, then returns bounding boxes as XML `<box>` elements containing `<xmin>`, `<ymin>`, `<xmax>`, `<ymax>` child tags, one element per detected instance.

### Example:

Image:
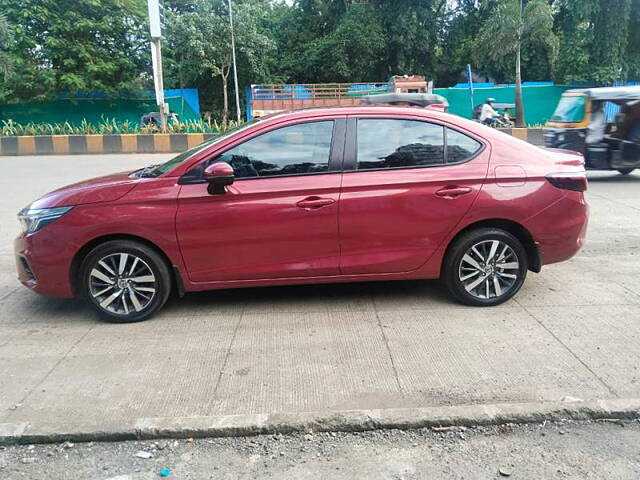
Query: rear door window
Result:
<box><xmin>356</xmin><ymin>119</ymin><xmax>445</xmax><ymax>170</ymax></box>
<box><xmin>355</xmin><ymin>119</ymin><xmax>482</xmax><ymax>170</ymax></box>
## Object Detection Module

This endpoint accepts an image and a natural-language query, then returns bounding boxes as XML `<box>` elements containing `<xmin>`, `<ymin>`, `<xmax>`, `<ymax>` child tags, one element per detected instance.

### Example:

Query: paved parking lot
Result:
<box><xmin>1</xmin><ymin>154</ymin><xmax>639</xmax><ymax>431</ymax></box>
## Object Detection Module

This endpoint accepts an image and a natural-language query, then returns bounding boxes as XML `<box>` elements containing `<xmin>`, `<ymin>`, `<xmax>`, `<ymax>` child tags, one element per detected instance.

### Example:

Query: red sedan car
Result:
<box><xmin>15</xmin><ymin>107</ymin><xmax>588</xmax><ymax>322</ymax></box>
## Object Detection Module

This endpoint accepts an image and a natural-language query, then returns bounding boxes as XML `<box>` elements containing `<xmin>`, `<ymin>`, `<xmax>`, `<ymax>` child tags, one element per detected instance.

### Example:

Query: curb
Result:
<box><xmin>0</xmin><ymin>133</ymin><xmax>216</xmax><ymax>156</ymax></box>
<box><xmin>0</xmin><ymin>129</ymin><xmax>545</xmax><ymax>156</ymax></box>
<box><xmin>1</xmin><ymin>398</ymin><xmax>638</xmax><ymax>446</ymax></box>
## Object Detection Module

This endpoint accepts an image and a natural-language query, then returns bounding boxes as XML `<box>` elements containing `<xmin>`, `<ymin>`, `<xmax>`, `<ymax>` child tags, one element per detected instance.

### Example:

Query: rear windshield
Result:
<box><xmin>551</xmin><ymin>96</ymin><xmax>586</xmax><ymax>123</ymax></box>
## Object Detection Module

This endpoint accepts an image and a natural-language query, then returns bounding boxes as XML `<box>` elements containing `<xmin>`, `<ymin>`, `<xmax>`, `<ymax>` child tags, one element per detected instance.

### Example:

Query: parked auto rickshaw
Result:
<box><xmin>545</xmin><ymin>86</ymin><xmax>640</xmax><ymax>174</ymax></box>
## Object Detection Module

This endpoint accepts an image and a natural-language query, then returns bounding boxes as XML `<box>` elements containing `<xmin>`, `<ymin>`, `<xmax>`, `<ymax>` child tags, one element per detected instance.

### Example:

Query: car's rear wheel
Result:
<box><xmin>618</xmin><ymin>168</ymin><xmax>634</xmax><ymax>176</ymax></box>
<box><xmin>443</xmin><ymin>228</ymin><xmax>528</xmax><ymax>306</ymax></box>
<box><xmin>80</xmin><ymin>240</ymin><xmax>171</xmax><ymax>322</ymax></box>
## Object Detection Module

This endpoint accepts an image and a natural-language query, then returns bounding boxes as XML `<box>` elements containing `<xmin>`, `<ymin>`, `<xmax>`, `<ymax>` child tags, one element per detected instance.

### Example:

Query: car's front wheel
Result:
<box><xmin>80</xmin><ymin>240</ymin><xmax>171</xmax><ymax>322</ymax></box>
<box><xmin>443</xmin><ymin>228</ymin><xmax>528</xmax><ymax>306</ymax></box>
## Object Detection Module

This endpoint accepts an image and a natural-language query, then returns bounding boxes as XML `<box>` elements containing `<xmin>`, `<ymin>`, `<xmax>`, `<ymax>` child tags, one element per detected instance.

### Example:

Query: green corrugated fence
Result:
<box><xmin>0</xmin><ymin>96</ymin><xmax>199</xmax><ymax>126</ymax></box>
<box><xmin>434</xmin><ymin>85</ymin><xmax>573</xmax><ymax>126</ymax></box>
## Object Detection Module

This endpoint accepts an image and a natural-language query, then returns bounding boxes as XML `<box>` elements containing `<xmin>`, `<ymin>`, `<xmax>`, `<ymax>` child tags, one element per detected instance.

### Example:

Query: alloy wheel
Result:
<box><xmin>458</xmin><ymin>239</ymin><xmax>520</xmax><ymax>300</ymax></box>
<box><xmin>88</xmin><ymin>253</ymin><xmax>157</xmax><ymax>316</ymax></box>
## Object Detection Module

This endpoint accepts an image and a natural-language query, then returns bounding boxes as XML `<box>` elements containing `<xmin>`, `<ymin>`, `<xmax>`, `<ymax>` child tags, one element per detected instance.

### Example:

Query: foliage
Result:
<box><xmin>628</xmin><ymin>0</ymin><xmax>640</xmax><ymax>80</ymax></box>
<box><xmin>0</xmin><ymin>118</ymin><xmax>242</xmax><ymax>136</ymax></box>
<box><xmin>301</xmin><ymin>5</ymin><xmax>387</xmax><ymax>82</ymax></box>
<box><xmin>0</xmin><ymin>0</ymin><xmax>639</xmax><ymax>120</ymax></box>
<box><xmin>554</xmin><ymin>0</ymin><xmax>633</xmax><ymax>84</ymax></box>
<box><xmin>375</xmin><ymin>0</ymin><xmax>447</xmax><ymax>78</ymax></box>
<box><xmin>0</xmin><ymin>12</ymin><xmax>13</xmax><ymax>81</ymax></box>
<box><xmin>477</xmin><ymin>0</ymin><xmax>557</xmax><ymax>126</ymax></box>
<box><xmin>0</xmin><ymin>0</ymin><xmax>148</xmax><ymax>103</ymax></box>
<box><xmin>269</xmin><ymin>0</ymin><xmax>447</xmax><ymax>83</ymax></box>
<box><xmin>164</xmin><ymin>0</ymin><xmax>275</xmax><ymax>119</ymax></box>
<box><xmin>477</xmin><ymin>0</ymin><xmax>557</xmax><ymax>77</ymax></box>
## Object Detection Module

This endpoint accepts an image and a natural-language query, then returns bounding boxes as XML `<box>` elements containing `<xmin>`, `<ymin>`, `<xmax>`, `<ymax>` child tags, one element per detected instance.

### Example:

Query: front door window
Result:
<box><xmin>213</xmin><ymin>121</ymin><xmax>334</xmax><ymax>178</ymax></box>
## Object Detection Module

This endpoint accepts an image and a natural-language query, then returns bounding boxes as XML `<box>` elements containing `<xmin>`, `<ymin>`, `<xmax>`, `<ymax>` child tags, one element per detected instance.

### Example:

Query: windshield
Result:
<box><xmin>551</xmin><ymin>96</ymin><xmax>586</xmax><ymax>123</ymax></box>
<box><xmin>145</xmin><ymin>119</ymin><xmax>260</xmax><ymax>177</ymax></box>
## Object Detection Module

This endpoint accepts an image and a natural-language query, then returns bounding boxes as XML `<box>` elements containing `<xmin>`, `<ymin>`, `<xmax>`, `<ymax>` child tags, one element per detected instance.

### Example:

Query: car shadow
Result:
<box><xmin>6</xmin><ymin>279</ymin><xmax>456</xmax><ymax>325</ymax></box>
<box><xmin>0</xmin><ymin>291</ymin><xmax>93</xmax><ymax>326</ymax></box>
<box><xmin>162</xmin><ymin>278</ymin><xmax>454</xmax><ymax>315</ymax></box>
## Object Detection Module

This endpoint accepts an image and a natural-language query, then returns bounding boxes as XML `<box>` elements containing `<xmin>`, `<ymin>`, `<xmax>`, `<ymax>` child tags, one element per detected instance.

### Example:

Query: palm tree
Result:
<box><xmin>478</xmin><ymin>0</ymin><xmax>557</xmax><ymax>127</ymax></box>
<box><xmin>0</xmin><ymin>12</ymin><xmax>14</xmax><ymax>81</ymax></box>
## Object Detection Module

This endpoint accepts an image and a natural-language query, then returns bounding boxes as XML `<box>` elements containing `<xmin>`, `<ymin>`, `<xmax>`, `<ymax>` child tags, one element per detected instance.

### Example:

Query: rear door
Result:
<box><xmin>338</xmin><ymin>116</ymin><xmax>490</xmax><ymax>275</ymax></box>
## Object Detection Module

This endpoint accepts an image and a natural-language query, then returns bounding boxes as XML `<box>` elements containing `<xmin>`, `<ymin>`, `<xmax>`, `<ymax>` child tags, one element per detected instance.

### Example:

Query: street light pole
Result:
<box><xmin>150</xmin><ymin>38</ymin><xmax>167</xmax><ymax>132</ymax></box>
<box><xmin>228</xmin><ymin>0</ymin><xmax>242</xmax><ymax>122</ymax></box>
<box><xmin>148</xmin><ymin>0</ymin><xmax>168</xmax><ymax>132</ymax></box>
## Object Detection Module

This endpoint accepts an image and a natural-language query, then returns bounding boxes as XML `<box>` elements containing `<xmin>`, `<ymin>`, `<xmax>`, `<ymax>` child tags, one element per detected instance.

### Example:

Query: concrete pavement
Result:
<box><xmin>1</xmin><ymin>154</ymin><xmax>639</xmax><ymax>442</ymax></box>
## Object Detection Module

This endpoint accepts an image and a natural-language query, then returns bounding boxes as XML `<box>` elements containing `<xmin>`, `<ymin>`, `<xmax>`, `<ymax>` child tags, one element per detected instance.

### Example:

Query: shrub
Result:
<box><xmin>0</xmin><ymin>118</ymin><xmax>243</xmax><ymax>136</ymax></box>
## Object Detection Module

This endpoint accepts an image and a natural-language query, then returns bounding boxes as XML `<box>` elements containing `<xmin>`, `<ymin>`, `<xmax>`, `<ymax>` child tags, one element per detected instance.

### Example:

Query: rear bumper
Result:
<box><xmin>524</xmin><ymin>194</ymin><xmax>588</xmax><ymax>266</ymax></box>
<box><xmin>14</xmin><ymin>232</ymin><xmax>75</xmax><ymax>298</ymax></box>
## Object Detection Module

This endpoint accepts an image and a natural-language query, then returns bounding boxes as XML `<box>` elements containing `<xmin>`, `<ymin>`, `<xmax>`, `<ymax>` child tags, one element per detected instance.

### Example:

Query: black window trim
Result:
<box><xmin>342</xmin><ymin>116</ymin><xmax>487</xmax><ymax>174</ymax></box>
<box><xmin>179</xmin><ymin>118</ymin><xmax>346</xmax><ymax>184</ymax></box>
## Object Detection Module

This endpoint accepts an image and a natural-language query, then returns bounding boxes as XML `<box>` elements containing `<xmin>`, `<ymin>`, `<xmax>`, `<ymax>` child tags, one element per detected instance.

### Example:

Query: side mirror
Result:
<box><xmin>203</xmin><ymin>162</ymin><xmax>235</xmax><ymax>195</ymax></box>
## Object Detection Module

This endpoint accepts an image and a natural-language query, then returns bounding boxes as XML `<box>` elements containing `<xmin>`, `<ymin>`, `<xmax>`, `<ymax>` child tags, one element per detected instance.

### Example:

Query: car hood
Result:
<box><xmin>29</xmin><ymin>171</ymin><xmax>140</xmax><ymax>209</ymax></box>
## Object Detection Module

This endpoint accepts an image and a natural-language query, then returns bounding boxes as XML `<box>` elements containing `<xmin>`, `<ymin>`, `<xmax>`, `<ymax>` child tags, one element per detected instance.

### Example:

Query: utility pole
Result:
<box><xmin>466</xmin><ymin>64</ymin><xmax>475</xmax><ymax>117</ymax></box>
<box><xmin>228</xmin><ymin>0</ymin><xmax>242</xmax><ymax>122</ymax></box>
<box><xmin>514</xmin><ymin>0</ymin><xmax>525</xmax><ymax>128</ymax></box>
<box><xmin>148</xmin><ymin>0</ymin><xmax>168</xmax><ymax>132</ymax></box>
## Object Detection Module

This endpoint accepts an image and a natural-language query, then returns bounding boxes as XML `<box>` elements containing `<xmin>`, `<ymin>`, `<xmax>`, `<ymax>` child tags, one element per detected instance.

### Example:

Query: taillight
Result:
<box><xmin>546</xmin><ymin>172</ymin><xmax>588</xmax><ymax>192</ymax></box>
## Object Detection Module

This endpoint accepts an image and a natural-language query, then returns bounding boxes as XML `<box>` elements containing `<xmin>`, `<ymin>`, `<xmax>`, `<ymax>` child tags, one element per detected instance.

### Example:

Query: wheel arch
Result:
<box><xmin>69</xmin><ymin>233</ymin><xmax>184</xmax><ymax>297</ymax></box>
<box><xmin>443</xmin><ymin>219</ymin><xmax>541</xmax><ymax>274</ymax></box>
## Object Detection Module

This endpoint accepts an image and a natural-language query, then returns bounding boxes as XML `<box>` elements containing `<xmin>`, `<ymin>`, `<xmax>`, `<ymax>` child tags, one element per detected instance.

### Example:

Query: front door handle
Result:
<box><xmin>296</xmin><ymin>196</ymin><xmax>336</xmax><ymax>210</ymax></box>
<box><xmin>435</xmin><ymin>186</ymin><xmax>473</xmax><ymax>198</ymax></box>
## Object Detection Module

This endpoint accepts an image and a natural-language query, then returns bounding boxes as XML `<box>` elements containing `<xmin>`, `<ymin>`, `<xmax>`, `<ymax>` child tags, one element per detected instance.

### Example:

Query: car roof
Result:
<box><xmin>257</xmin><ymin>105</ymin><xmax>465</xmax><ymax>125</ymax></box>
<box><xmin>254</xmin><ymin>106</ymin><xmax>503</xmax><ymax>143</ymax></box>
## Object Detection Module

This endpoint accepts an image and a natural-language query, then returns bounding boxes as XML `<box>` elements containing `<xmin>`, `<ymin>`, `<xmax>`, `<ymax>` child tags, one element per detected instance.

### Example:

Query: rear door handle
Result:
<box><xmin>296</xmin><ymin>196</ymin><xmax>336</xmax><ymax>210</ymax></box>
<box><xmin>435</xmin><ymin>186</ymin><xmax>473</xmax><ymax>198</ymax></box>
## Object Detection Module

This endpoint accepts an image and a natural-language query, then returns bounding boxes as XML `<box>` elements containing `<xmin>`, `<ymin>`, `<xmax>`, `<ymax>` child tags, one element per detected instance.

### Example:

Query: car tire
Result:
<box><xmin>79</xmin><ymin>240</ymin><xmax>171</xmax><ymax>323</ymax></box>
<box><xmin>618</xmin><ymin>168</ymin><xmax>634</xmax><ymax>175</ymax></box>
<box><xmin>442</xmin><ymin>228</ymin><xmax>528</xmax><ymax>306</ymax></box>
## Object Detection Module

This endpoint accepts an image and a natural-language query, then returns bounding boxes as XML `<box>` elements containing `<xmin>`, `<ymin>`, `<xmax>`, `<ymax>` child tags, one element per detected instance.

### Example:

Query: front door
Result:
<box><xmin>176</xmin><ymin>119</ymin><xmax>344</xmax><ymax>283</ymax></box>
<box><xmin>339</xmin><ymin>116</ymin><xmax>489</xmax><ymax>275</ymax></box>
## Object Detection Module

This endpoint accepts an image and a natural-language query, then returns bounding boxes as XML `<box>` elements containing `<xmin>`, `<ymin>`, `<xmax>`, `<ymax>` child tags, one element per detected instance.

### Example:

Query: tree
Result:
<box><xmin>553</xmin><ymin>0</ymin><xmax>634</xmax><ymax>84</ymax></box>
<box><xmin>300</xmin><ymin>5</ymin><xmax>387</xmax><ymax>82</ymax></box>
<box><xmin>590</xmin><ymin>0</ymin><xmax>631</xmax><ymax>82</ymax></box>
<box><xmin>439</xmin><ymin>1</ymin><xmax>482</xmax><ymax>86</ymax></box>
<box><xmin>628</xmin><ymin>0</ymin><xmax>640</xmax><ymax>80</ymax></box>
<box><xmin>374</xmin><ymin>0</ymin><xmax>448</xmax><ymax>79</ymax></box>
<box><xmin>0</xmin><ymin>12</ymin><xmax>13</xmax><ymax>81</ymax></box>
<box><xmin>478</xmin><ymin>0</ymin><xmax>557</xmax><ymax>127</ymax></box>
<box><xmin>0</xmin><ymin>0</ymin><xmax>149</xmax><ymax>102</ymax></box>
<box><xmin>553</xmin><ymin>0</ymin><xmax>602</xmax><ymax>83</ymax></box>
<box><xmin>166</xmin><ymin>0</ymin><xmax>274</xmax><ymax>120</ymax></box>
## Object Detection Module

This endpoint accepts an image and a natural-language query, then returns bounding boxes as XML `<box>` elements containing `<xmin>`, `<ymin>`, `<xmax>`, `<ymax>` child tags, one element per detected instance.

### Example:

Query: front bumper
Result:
<box><xmin>14</xmin><ymin>232</ymin><xmax>75</xmax><ymax>298</ymax></box>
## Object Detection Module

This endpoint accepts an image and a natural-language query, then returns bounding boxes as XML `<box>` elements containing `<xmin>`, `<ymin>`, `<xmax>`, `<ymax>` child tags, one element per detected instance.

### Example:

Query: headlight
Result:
<box><xmin>18</xmin><ymin>206</ymin><xmax>74</xmax><ymax>234</ymax></box>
